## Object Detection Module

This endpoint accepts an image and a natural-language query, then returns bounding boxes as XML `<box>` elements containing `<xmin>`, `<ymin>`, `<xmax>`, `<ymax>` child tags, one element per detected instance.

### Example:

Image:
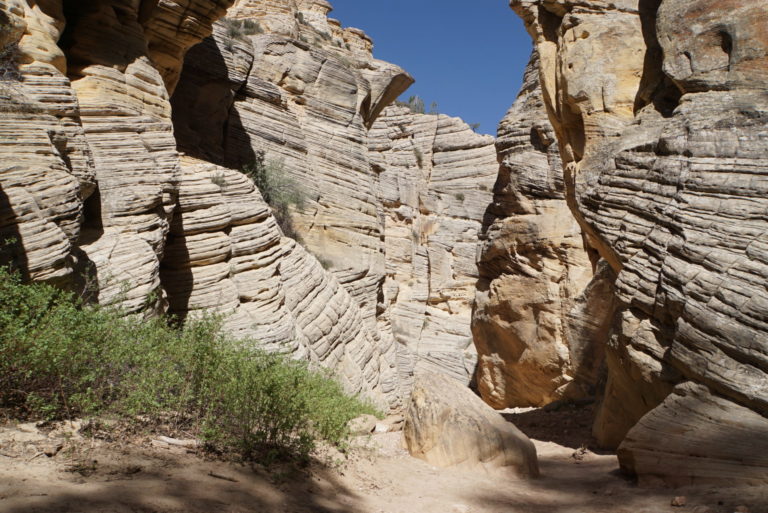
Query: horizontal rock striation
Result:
<box><xmin>0</xmin><ymin>0</ymin><xmax>234</xmax><ymax>310</ymax></box>
<box><xmin>472</xmin><ymin>51</ymin><xmax>614</xmax><ymax>408</ymax></box>
<box><xmin>170</xmin><ymin>7</ymin><xmax>412</xmax><ymax>395</ymax></box>
<box><xmin>513</xmin><ymin>0</ymin><xmax>768</xmax><ymax>484</ymax></box>
<box><xmin>369</xmin><ymin>105</ymin><xmax>497</xmax><ymax>388</ymax></box>
<box><xmin>0</xmin><ymin>0</ymin><xmax>410</xmax><ymax>407</ymax></box>
<box><xmin>161</xmin><ymin>158</ymin><xmax>398</xmax><ymax>408</ymax></box>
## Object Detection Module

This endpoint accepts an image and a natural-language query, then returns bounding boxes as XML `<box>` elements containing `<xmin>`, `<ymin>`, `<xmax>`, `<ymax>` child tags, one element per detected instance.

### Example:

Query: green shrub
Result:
<box><xmin>241</xmin><ymin>19</ymin><xmax>263</xmax><ymax>35</ymax></box>
<box><xmin>210</xmin><ymin>171</ymin><xmax>226</xmax><ymax>188</ymax></box>
<box><xmin>454</xmin><ymin>192</ymin><xmax>465</xmax><ymax>202</ymax></box>
<box><xmin>407</xmin><ymin>95</ymin><xmax>425</xmax><ymax>114</ymax></box>
<box><xmin>413</xmin><ymin>147</ymin><xmax>424</xmax><ymax>168</ymax></box>
<box><xmin>221</xmin><ymin>17</ymin><xmax>262</xmax><ymax>43</ymax></box>
<box><xmin>0</xmin><ymin>268</ymin><xmax>376</xmax><ymax>461</ymax></box>
<box><xmin>241</xmin><ymin>151</ymin><xmax>306</xmax><ymax>240</ymax></box>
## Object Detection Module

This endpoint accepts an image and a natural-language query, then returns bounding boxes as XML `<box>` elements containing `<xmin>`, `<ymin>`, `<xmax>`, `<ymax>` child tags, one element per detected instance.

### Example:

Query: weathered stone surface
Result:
<box><xmin>513</xmin><ymin>0</ymin><xmax>768</xmax><ymax>483</ymax></box>
<box><xmin>404</xmin><ymin>372</ymin><xmax>539</xmax><ymax>475</ymax></box>
<box><xmin>369</xmin><ymin>105</ymin><xmax>497</xmax><ymax>388</ymax></box>
<box><xmin>0</xmin><ymin>0</ymin><xmax>93</xmax><ymax>284</ymax></box>
<box><xmin>618</xmin><ymin>382</ymin><xmax>768</xmax><ymax>486</ymax></box>
<box><xmin>0</xmin><ymin>0</ymin><xmax>410</xmax><ymax>408</ymax></box>
<box><xmin>472</xmin><ymin>51</ymin><xmax>613</xmax><ymax>408</ymax></box>
<box><xmin>173</xmin><ymin>4</ymin><xmax>495</xmax><ymax>398</ymax></box>
<box><xmin>171</xmin><ymin>9</ymin><xmax>412</xmax><ymax>386</ymax></box>
<box><xmin>0</xmin><ymin>0</ymin><xmax>235</xmax><ymax>309</ymax></box>
<box><xmin>161</xmin><ymin>158</ymin><xmax>398</xmax><ymax>408</ymax></box>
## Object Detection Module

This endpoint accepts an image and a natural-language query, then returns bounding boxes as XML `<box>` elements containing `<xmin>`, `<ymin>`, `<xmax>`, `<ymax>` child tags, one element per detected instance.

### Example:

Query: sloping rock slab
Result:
<box><xmin>404</xmin><ymin>372</ymin><xmax>539</xmax><ymax>476</ymax></box>
<box><xmin>618</xmin><ymin>382</ymin><xmax>768</xmax><ymax>486</ymax></box>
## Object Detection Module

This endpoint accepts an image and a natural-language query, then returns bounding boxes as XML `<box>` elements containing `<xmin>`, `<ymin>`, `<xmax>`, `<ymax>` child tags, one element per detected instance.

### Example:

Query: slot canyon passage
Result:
<box><xmin>0</xmin><ymin>0</ymin><xmax>766</xmax><ymax>512</ymax></box>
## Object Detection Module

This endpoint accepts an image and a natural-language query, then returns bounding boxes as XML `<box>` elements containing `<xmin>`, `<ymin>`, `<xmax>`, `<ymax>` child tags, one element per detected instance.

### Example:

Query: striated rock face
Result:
<box><xmin>0</xmin><ymin>0</ymin><xmax>407</xmax><ymax>408</ymax></box>
<box><xmin>0</xmin><ymin>0</ymin><xmax>94</xmax><ymax>284</ymax></box>
<box><xmin>171</xmin><ymin>7</ymin><xmax>412</xmax><ymax>388</ymax></box>
<box><xmin>404</xmin><ymin>372</ymin><xmax>539</xmax><ymax>475</ymax></box>
<box><xmin>161</xmin><ymin>157</ymin><xmax>397</xmax><ymax>408</ymax></box>
<box><xmin>168</xmin><ymin>3</ymin><xmax>417</xmax><ymax>405</ymax></box>
<box><xmin>1</xmin><ymin>0</ymin><xmax>230</xmax><ymax>303</ymax></box>
<box><xmin>369</xmin><ymin>105</ymin><xmax>498</xmax><ymax>388</ymax></box>
<box><xmin>472</xmin><ymin>51</ymin><xmax>614</xmax><ymax>409</ymax></box>
<box><xmin>513</xmin><ymin>0</ymin><xmax>768</xmax><ymax>484</ymax></box>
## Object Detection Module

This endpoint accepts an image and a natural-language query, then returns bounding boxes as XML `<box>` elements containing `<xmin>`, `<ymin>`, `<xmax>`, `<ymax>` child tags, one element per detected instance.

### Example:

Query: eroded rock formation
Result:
<box><xmin>0</xmin><ymin>0</ymin><xmax>501</xmax><ymax>410</ymax></box>
<box><xmin>369</xmin><ymin>105</ymin><xmax>498</xmax><ymax>387</ymax></box>
<box><xmin>473</xmin><ymin>51</ymin><xmax>615</xmax><ymax>409</ymax></box>
<box><xmin>513</xmin><ymin>0</ymin><xmax>768</xmax><ymax>484</ymax></box>
<box><xmin>0</xmin><ymin>0</ymin><xmax>405</xmax><ymax>407</ymax></box>
<box><xmin>171</xmin><ymin>6</ymin><xmax>498</xmax><ymax>393</ymax></box>
<box><xmin>162</xmin><ymin>157</ymin><xmax>397</xmax><ymax>408</ymax></box>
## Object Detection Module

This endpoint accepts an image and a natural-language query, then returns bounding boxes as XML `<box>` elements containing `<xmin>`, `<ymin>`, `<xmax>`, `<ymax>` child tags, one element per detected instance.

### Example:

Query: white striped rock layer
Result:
<box><xmin>0</xmin><ymin>0</ymin><xmax>402</xmax><ymax>407</ymax></box>
<box><xmin>369</xmin><ymin>105</ymin><xmax>497</xmax><ymax>389</ymax></box>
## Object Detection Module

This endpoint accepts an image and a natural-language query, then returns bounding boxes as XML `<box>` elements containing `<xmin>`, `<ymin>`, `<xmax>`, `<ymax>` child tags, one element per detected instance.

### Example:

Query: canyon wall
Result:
<box><xmin>170</xmin><ymin>4</ymin><xmax>499</xmax><ymax>393</ymax></box>
<box><xmin>512</xmin><ymin>0</ymin><xmax>768</xmax><ymax>484</ymax></box>
<box><xmin>0</xmin><ymin>0</ymin><xmax>402</xmax><ymax>408</ymax></box>
<box><xmin>0</xmin><ymin>0</ymin><xmax>497</xmax><ymax>408</ymax></box>
<box><xmin>473</xmin><ymin>52</ymin><xmax>614</xmax><ymax>409</ymax></box>
<box><xmin>369</xmin><ymin>105</ymin><xmax>498</xmax><ymax>387</ymax></box>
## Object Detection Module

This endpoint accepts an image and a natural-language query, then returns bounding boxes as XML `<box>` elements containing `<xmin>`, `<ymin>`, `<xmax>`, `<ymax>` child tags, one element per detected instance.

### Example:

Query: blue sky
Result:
<box><xmin>328</xmin><ymin>1</ymin><xmax>532</xmax><ymax>135</ymax></box>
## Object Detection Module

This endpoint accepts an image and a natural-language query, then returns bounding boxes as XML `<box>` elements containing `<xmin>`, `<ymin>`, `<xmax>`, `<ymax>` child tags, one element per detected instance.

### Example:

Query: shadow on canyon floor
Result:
<box><xmin>502</xmin><ymin>401</ymin><xmax>599</xmax><ymax>451</ymax></box>
<box><xmin>0</xmin><ymin>443</ymin><xmax>364</xmax><ymax>513</ymax></box>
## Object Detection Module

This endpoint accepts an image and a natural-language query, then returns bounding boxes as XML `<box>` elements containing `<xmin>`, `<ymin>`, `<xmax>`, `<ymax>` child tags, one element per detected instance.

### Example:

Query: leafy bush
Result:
<box><xmin>413</xmin><ymin>147</ymin><xmax>424</xmax><ymax>168</ymax></box>
<box><xmin>242</xmin><ymin>151</ymin><xmax>306</xmax><ymax>240</ymax></box>
<box><xmin>222</xmin><ymin>17</ymin><xmax>263</xmax><ymax>40</ymax></box>
<box><xmin>454</xmin><ymin>192</ymin><xmax>465</xmax><ymax>202</ymax></box>
<box><xmin>0</xmin><ymin>268</ymin><xmax>377</xmax><ymax>461</ymax></box>
<box><xmin>407</xmin><ymin>95</ymin><xmax>425</xmax><ymax>114</ymax></box>
<box><xmin>210</xmin><ymin>171</ymin><xmax>226</xmax><ymax>188</ymax></box>
<box><xmin>241</xmin><ymin>19</ymin><xmax>263</xmax><ymax>35</ymax></box>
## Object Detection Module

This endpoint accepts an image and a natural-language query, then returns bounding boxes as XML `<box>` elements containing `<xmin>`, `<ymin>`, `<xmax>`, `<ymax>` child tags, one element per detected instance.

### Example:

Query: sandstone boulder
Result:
<box><xmin>404</xmin><ymin>372</ymin><xmax>539</xmax><ymax>475</ymax></box>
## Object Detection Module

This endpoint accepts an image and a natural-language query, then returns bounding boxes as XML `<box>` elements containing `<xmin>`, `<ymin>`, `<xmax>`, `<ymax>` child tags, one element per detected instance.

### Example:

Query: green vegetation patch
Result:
<box><xmin>241</xmin><ymin>151</ymin><xmax>306</xmax><ymax>241</ymax></box>
<box><xmin>0</xmin><ymin>268</ymin><xmax>377</xmax><ymax>462</ymax></box>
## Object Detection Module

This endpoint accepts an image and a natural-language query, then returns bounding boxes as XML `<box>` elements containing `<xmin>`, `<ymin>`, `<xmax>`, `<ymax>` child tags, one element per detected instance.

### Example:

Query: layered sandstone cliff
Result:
<box><xmin>171</xmin><ymin>6</ymin><xmax>499</xmax><ymax>392</ymax></box>
<box><xmin>472</xmin><ymin>52</ymin><xmax>615</xmax><ymax>408</ymax></box>
<box><xmin>0</xmin><ymin>0</ymin><xmax>407</xmax><ymax>408</ymax></box>
<box><xmin>369</xmin><ymin>105</ymin><xmax>498</xmax><ymax>387</ymax></box>
<box><xmin>513</xmin><ymin>0</ymin><xmax>768</xmax><ymax>484</ymax></box>
<box><xmin>0</xmin><ymin>0</ymin><xmax>501</xmax><ymax>410</ymax></box>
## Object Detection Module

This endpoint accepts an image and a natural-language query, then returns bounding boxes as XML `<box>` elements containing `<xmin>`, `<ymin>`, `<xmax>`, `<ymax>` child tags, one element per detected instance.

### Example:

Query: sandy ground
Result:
<box><xmin>1</xmin><ymin>407</ymin><xmax>765</xmax><ymax>513</ymax></box>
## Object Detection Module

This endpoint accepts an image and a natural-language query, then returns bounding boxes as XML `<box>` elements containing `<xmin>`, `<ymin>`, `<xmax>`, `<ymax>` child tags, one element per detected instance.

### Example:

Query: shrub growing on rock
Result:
<box><xmin>242</xmin><ymin>152</ymin><xmax>306</xmax><ymax>240</ymax></box>
<box><xmin>0</xmin><ymin>268</ymin><xmax>376</xmax><ymax>462</ymax></box>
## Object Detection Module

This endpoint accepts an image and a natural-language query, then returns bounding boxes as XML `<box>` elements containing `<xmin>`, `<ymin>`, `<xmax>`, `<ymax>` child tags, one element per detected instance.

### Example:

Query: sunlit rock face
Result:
<box><xmin>513</xmin><ymin>0</ymin><xmax>768</xmax><ymax>484</ymax></box>
<box><xmin>161</xmin><ymin>157</ymin><xmax>397</xmax><ymax>409</ymax></box>
<box><xmin>0</xmin><ymin>0</ymin><xmax>402</xmax><ymax>408</ymax></box>
<box><xmin>369</xmin><ymin>105</ymin><xmax>497</xmax><ymax>389</ymax></box>
<box><xmin>0</xmin><ymin>0</ymin><xmax>231</xmax><ymax>311</ymax></box>
<box><xmin>168</xmin><ymin>2</ymin><xmax>414</xmax><ymax>407</ymax></box>
<box><xmin>472</xmin><ymin>51</ymin><xmax>615</xmax><ymax>409</ymax></box>
<box><xmin>169</xmin><ymin>1</ymin><xmax>503</xmax><ymax>400</ymax></box>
